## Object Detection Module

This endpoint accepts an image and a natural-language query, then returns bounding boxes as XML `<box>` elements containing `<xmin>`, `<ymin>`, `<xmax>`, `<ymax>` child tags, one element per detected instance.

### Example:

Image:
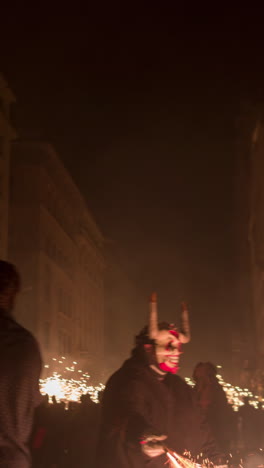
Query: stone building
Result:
<box><xmin>233</xmin><ymin>106</ymin><xmax>264</xmax><ymax>393</ymax></box>
<box><xmin>0</xmin><ymin>74</ymin><xmax>16</xmax><ymax>259</ymax></box>
<box><xmin>9</xmin><ymin>141</ymin><xmax>104</xmax><ymax>378</ymax></box>
<box><xmin>248</xmin><ymin>120</ymin><xmax>264</xmax><ymax>366</ymax></box>
<box><xmin>104</xmin><ymin>247</ymin><xmax>145</xmax><ymax>380</ymax></box>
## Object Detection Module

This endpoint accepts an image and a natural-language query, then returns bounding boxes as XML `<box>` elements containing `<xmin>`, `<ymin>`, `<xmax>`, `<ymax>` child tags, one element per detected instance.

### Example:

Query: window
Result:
<box><xmin>59</xmin><ymin>330</ymin><xmax>64</xmax><ymax>355</ymax></box>
<box><xmin>58</xmin><ymin>329</ymin><xmax>71</xmax><ymax>355</ymax></box>
<box><xmin>44</xmin><ymin>264</ymin><xmax>51</xmax><ymax>302</ymax></box>
<box><xmin>67</xmin><ymin>295</ymin><xmax>72</xmax><ymax>317</ymax></box>
<box><xmin>43</xmin><ymin>321</ymin><xmax>50</xmax><ymax>348</ymax></box>
<box><xmin>67</xmin><ymin>335</ymin><xmax>72</xmax><ymax>354</ymax></box>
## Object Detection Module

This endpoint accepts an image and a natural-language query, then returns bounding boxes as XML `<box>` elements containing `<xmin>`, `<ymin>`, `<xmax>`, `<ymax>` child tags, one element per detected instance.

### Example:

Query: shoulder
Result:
<box><xmin>18</xmin><ymin>327</ymin><xmax>42</xmax><ymax>369</ymax></box>
<box><xmin>104</xmin><ymin>360</ymin><xmax>148</xmax><ymax>398</ymax></box>
<box><xmin>0</xmin><ymin>315</ymin><xmax>42</xmax><ymax>365</ymax></box>
<box><xmin>167</xmin><ymin>374</ymin><xmax>195</xmax><ymax>399</ymax></box>
<box><xmin>105</xmin><ymin>362</ymin><xmax>137</xmax><ymax>388</ymax></box>
<box><xmin>168</xmin><ymin>373</ymin><xmax>192</xmax><ymax>389</ymax></box>
<box><xmin>13</xmin><ymin>320</ymin><xmax>41</xmax><ymax>353</ymax></box>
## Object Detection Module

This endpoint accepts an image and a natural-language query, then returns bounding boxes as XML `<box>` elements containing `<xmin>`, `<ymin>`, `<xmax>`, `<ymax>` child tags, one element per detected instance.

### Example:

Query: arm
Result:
<box><xmin>101</xmin><ymin>375</ymin><xmax>166</xmax><ymax>458</ymax></box>
<box><xmin>14</xmin><ymin>335</ymin><xmax>42</xmax><ymax>441</ymax></box>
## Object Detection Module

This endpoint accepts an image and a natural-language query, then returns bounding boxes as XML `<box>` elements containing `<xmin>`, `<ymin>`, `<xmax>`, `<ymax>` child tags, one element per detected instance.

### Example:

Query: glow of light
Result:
<box><xmin>40</xmin><ymin>358</ymin><xmax>105</xmax><ymax>404</ymax></box>
<box><xmin>166</xmin><ymin>449</ymin><xmax>204</xmax><ymax>468</ymax></box>
<box><xmin>185</xmin><ymin>371</ymin><xmax>264</xmax><ymax>411</ymax></box>
<box><xmin>167</xmin><ymin>452</ymin><xmax>182</xmax><ymax>468</ymax></box>
<box><xmin>42</xmin><ymin>359</ymin><xmax>263</xmax><ymax>411</ymax></box>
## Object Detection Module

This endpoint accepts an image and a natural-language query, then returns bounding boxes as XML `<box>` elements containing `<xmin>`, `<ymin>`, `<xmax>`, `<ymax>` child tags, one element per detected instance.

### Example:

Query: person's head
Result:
<box><xmin>135</xmin><ymin>293</ymin><xmax>190</xmax><ymax>375</ymax></box>
<box><xmin>52</xmin><ymin>395</ymin><xmax>57</xmax><ymax>405</ymax></box>
<box><xmin>243</xmin><ymin>396</ymin><xmax>250</xmax><ymax>406</ymax></box>
<box><xmin>42</xmin><ymin>394</ymin><xmax>49</xmax><ymax>407</ymax></box>
<box><xmin>98</xmin><ymin>389</ymin><xmax>104</xmax><ymax>403</ymax></box>
<box><xmin>0</xmin><ymin>261</ymin><xmax>20</xmax><ymax>312</ymax></box>
<box><xmin>193</xmin><ymin>362</ymin><xmax>218</xmax><ymax>383</ymax></box>
<box><xmin>80</xmin><ymin>393</ymin><xmax>93</xmax><ymax>406</ymax></box>
<box><xmin>59</xmin><ymin>401</ymin><xmax>66</xmax><ymax>410</ymax></box>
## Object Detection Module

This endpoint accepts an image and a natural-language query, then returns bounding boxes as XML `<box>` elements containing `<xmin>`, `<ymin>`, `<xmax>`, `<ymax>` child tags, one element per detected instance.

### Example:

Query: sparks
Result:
<box><xmin>166</xmin><ymin>449</ymin><xmax>204</xmax><ymax>468</ymax></box>
<box><xmin>39</xmin><ymin>358</ymin><xmax>105</xmax><ymax>404</ymax></box>
<box><xmin>167</xmin><ymin>452</ymin><xmax>183</xmax><ymax>468</ymax></box>
<box><xmin>185</xmin><ymin>371</ymin><xmax>263</xmax><ymax>411</ymax></box>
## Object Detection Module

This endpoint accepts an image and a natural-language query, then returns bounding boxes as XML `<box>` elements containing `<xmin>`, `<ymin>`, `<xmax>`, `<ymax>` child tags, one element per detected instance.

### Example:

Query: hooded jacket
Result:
<box><xmin>97</xmin><ymin>346</ymin><xmax>223</xmax><ymax>468</ymax></box>
<box><xmin>0</xmin><ymin>310</ymin><xmax>42</xmax><ymax>468</ymax></box>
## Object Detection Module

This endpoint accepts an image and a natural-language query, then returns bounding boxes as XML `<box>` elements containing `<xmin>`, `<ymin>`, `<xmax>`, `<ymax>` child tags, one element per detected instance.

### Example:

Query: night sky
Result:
<box><xmin>2</xmin><ymin>5</ymin><xmax>264</xmax><ymax>378</ymax></box>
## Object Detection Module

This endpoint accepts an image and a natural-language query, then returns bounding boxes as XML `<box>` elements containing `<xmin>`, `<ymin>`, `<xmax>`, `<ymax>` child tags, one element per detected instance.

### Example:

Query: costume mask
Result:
<box><xmin>148</xmin><ymin>293</ymin><xmax>190</xmax><ymax>374</ymax></box>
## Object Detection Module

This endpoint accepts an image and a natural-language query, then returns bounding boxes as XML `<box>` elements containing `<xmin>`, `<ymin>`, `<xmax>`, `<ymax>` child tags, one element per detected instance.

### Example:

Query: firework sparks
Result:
<box><xmin>40</xmin><ymin>359</ymin><xmax>263</xmax><ymax>410</ymax></box>
<box><xmin>39</xmin><ymin>358</ymin><xmax>105</xmax><ymax>404</ymax></box>
<box><xmin>167</xmin><ymin>451</ymin><xmax>183</xmax><ymax>468</ymax></box>
<box><xmin>165</xmin><ymin>449</ymin><xmax>204</xmax><ymax>468</ymax></box>
<box><xmin>185</xmin><ymin>366</ymin><xmax>264</xmax><ymax>411</ymax></box>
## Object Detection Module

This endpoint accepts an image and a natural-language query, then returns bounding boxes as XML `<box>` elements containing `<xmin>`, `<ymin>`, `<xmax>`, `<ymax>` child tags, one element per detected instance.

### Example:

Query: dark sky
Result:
<box><xmin>2</xmin><ymin>5</ymin><xmax>264</xmax><ymax>378</ymax></box>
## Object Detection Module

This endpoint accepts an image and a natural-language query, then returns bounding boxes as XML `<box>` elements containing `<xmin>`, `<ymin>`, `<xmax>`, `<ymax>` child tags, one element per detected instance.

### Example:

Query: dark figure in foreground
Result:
<box><xmin>31</xmin><ymin>394</ymin><xmax>100</xmax><ymax>468</ymax></box>
<box><xmin>98</xmin><ymin>293</ymin><xmax>226</xmax><ymax>468</ymax></box>
<box><xmin>238</xmin><ymin>397</ymin><xmax>260</xmax><ymax>452</ymax></box>
<box><xmin>193</xmin><ymin>362</ymin><xmax>235</xmax><ymax>452</ymax></box>
<box><xmin>66</xmin><ymin>394</ymin><xmax>100</xmax><ymax>467</ymax></box>
<box><xmin>0</xmin><ymin>260</ymin><xmax>42</xmax><ymax>468</ymax></box>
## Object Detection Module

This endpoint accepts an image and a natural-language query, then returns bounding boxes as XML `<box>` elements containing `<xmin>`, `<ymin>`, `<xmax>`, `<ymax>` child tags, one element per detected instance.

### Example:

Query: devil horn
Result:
<box><xmin>178</xmin><ymin>301</ymin><xmax>191</xmax><ymax>343</ymax></box>
<box><xmin>149</xmin><ymin>292</ymin><xmax>158</xmax><ymax>340</ymax></box>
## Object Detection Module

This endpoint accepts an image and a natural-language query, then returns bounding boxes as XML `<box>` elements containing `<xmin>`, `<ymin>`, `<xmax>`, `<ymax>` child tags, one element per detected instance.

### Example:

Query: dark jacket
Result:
<box><xmin>194</xmin><ymin>379</ymin><xmax>235</xmax><ymax>452</ymax></box>
<box><xmin>97</xmin><ymin>347</ymin><xmax>223</xmax><ymax>468</ymax></box>
<box><xmin>0</xmin><ymin>311</ymin><xmax>42</xmax><ymax>468</ymax></box>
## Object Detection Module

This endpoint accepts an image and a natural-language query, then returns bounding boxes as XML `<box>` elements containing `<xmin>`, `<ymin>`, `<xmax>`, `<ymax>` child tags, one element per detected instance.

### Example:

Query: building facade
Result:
<box><xmin>0</xmin><ymin>74</ymin><xmax>16</xmax><ymax>259</ymax></box>
<box><xmin>232</xmin><ymin>108</ymin><xmax>257</xmax><ymax>386</ymax></box>
<box><xmin>104</xmin><ymin>247</ymin><xmax>145</xmax><ymax>380</ymax></box>
<box><xmin>234</xmin><ymin>107</ymin><xmax>264</xmax><ymax>393</ymax></box>
<box><xmin>248</xmin><ymin>121</ymin><xmax>264</xmax><ymax>365</ymax></box>
<box><xmin>9</xmin><ymin>141</ymin><xmax>104</xmax><ymax>379</ymax></box>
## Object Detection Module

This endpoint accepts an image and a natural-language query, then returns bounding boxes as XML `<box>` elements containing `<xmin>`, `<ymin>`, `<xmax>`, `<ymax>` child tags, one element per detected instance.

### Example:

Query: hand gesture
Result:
<box><xmin>140</xmin><ymin>434</ymin><xmax>167</xmax><ymax>458</ymax></box>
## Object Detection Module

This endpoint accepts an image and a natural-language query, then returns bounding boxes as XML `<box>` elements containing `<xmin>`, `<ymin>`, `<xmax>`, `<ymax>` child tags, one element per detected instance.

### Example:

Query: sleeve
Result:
<box><xmin>101</xmin><ymin>375</ymin><xmax>157</xmax><ymax>445</ymax></box>
<box><xmin>0</xmin><ymin>331</ymin><xmax>43</xmax><ymax>454</ymax></box>
<box><xmin>123</xmin><ymin>380</ymin><xmax>159</xmax><ymax>442</ymax></box>
<box><xmin>14</xmin><ymin>335</ymin><xmax>43</xmax><ymax>437</ymax></box>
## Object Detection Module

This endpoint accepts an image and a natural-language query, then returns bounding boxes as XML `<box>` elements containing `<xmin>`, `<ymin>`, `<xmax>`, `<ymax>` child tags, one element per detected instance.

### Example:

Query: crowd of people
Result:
<box><xmin>0</xmin><ymin>261</ymin><xmax>263</xmax><ymax>468</ymax></box>
<box><xmin>29</xmin><ymin>366</ymin><xmax>264</xmax><ymax>467</ymax></box>
<box><xmin>31</xmin><ymin>394</ymin><xmax>100</xmax><ymax>468</ymax></box>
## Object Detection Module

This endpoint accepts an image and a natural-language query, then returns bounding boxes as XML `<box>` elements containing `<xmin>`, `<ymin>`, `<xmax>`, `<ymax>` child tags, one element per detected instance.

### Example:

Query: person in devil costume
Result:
<box><xmin>97</xmin><ymin>293</ymin><xmax>226</xmax><ymax>468</ymax></box>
